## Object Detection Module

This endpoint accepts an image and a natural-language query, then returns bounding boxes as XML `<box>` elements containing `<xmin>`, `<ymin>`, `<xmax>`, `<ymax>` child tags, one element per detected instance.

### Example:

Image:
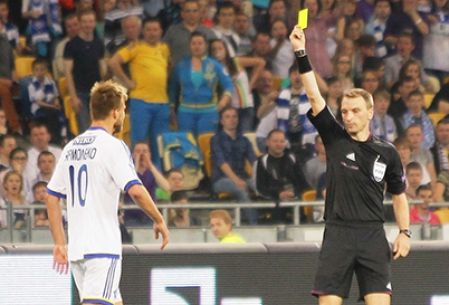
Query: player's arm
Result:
<box><xmin>46</xmin><ymin>194</ymin><xmax>68</xmax><ymax>273</ymax></box>
<box><xmin>289</xmin><ymin>26</ymin><xmax>326</xmax><ymax>116</ymax></box>
<box><xmin>392</xmin><ymin>193</ymin><xmax>411</xmax><ymax>260</ymax></box>
<box><xmin>127</xmin><ymin>184</ymin><xmax>169</xmax><ymax>250</ymax></box>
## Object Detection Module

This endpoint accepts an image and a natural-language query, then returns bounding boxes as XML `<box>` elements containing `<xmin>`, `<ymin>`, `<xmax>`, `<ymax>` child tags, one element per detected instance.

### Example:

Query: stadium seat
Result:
<box><xmin>63</xmin><ymin>96</ymin><xmax>79</xmax><ymax>136</ymax></box>
<box><xmin>424</xmin><ymin>93</ymin><xmax>434</xmax><ymax>110</ymax></box>
<box><xmin>301</xmin><ymin>189</ymin><xmax>317</xmax><ymax>221</ymax></box>
<box><xmin>434</xmin><ymin>208</ymin><xmax>449</xmax><ymax>224</ymax></box>
<box><xmin>197</xmin><ymin>132</ymin><xmax>215</xmax><ymax>178</ymax></box>
<box><xmin>58</xmin><ymin>77</ymin><xmax>68</xmax><ymax>98</ymax></box>
<box><xmin>15</xmin><ymin>56</ymin><xmax>35</xmax><ymax>79</ymax></box>
<box><xmin>428</xmin><ymin>112</ymin><xmax>446</xmax><ymax>126</ymax></box>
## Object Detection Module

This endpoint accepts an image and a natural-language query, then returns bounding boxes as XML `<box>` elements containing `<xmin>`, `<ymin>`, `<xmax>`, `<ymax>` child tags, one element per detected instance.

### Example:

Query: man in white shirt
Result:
<box><xmin>46</xmin><ymin>80</ymin><xmax>169</xmax><ymax>305</ymax></box>
<box><xmin>25</xmin><ymin>122</ymin><xmax>62</xmax><ymax>182</ymax></box>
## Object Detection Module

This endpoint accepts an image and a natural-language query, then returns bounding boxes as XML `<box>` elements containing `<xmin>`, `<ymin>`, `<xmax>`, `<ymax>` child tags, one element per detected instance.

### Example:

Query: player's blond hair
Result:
<box><xmin>343</xmin><ymin>88</ymin><xmax>374</xmax><ymax>109</ymax></box>
<box><xmin>90</xmin><ymin>80</ymin><xmax>128</xmax><ymax>120</ymax></box>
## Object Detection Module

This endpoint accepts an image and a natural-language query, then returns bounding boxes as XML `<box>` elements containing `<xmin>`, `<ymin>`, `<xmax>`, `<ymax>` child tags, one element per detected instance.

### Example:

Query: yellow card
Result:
<box><xmin>297</xmin><ymin>8</ymin><xmax>308</xmax><ymax>29</ymax></box>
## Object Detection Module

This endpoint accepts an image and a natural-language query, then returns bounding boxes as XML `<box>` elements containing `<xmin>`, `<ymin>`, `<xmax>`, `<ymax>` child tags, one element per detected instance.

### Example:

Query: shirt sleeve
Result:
<box><xmin>306</xmin><ymin>106</ymin><xmax>346</xmax><ymax>147</ymax></box>
<box><xmin>116</xmin><ymin>45</ymin><xmax>132</xmax><ymax>63</ymax></box>
<box><xmin>385</xmin><ymin>146</ymin><xmax>406</xmax><ymax>195</ymax></box>
<box><xmin>63</xmin><ymin>39</ymin><xmax>74</xmax><ymax>60</ymax></box>
<box><xmin>107</xmin><ymin>140</ymin><xmax>142</xmax><ymax>192</ymax></box>
<box><xmin>47</xmin><ymin>149</ymin><xmax>67</xmax><ymax>199</ymax></box>
<box><xmin>211</xmin><ymin>134</ymin><xmax>226</xmax><ymax>167</ymax></box>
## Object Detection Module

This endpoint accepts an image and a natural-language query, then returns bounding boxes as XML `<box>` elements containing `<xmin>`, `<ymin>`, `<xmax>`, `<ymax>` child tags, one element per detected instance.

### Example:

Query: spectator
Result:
<box><xmin>405</xmin><ymin>161</ymin><xmax>424</xmax><ymax>199</ymax></box>
<box><xmin>256</xmin><ymin>63</ymin><xmax>318</xmax><ymax>155</ymax></box>
<box><xmin>399</xmin><ymin>58</ymin><xmax>437</xmax><ymax>93</ymax></box>
<box><xmin>324</xmin><ymin>77</ymin><xmax>342</xmax><ymax>117</ymax></box>
<box><xmin>434</xmin><ymin>170</ymin><xmax>449</xmax><ymax>202</ymax></box>
<box><xmin>353</xmin><ymin>34</ymin><xmax>376</xmax><ymax>80</ymax></box>
<box><xmin>304</xmin><ymin>135</ymin><xmax>327</xmax><ymax>190</ymax></box>
<box><xmin>168</xmin><ymin>190</ymin><xmax>200</xmax><ymax>228</ymax></box>
<box><xmin>163</xmin><ymin>0</ymin><xmax>216</xmax><ymax>66</ymax></box>
<box><xmin>269</xmin><ymin>18</ymin><xmax>295</xmax><ymax>80</ymax></box>
<box><xmin>384</xmin><ymin>0</ymin><xmax>430</xmax><ymax>59</ymax></box>
<box><xmin>212</xmin><ymin>1</ymin><xmax>240</xmax><ymax>57</ymax></box>
<box><xmin>169</xmin><ymin>31</ymin><xmax>233</xmax><ymax>136</ymax></box>
<box><xmin>384</xmin><ymin>32</ymin><xmax>428</xmax><ymax>88</ymax></box>
<box><xmin>64</xmin><ymin>9</ymin><xmax>105</xmax><ymax>133</ymax></box>
<box><xmin>209</xmin><ymin>209</ymin><xmax>245</xmax><ymax>243</ymax></box>
<box><xmin>405</xmin><ymin>124</ymin><xmax>437</xmax><ymax>185</ymax></box>
<box><xmin>53</xmin><ymin>14</ymin><xmax>80</xmax><ymax>80</ymax></box>
<box><xmin>370</xmin><ymin>89</ymin><xmax>397</xmax><ymax>142</ymax></box>
<box><xmin>0</xmin><ymin>147</ymin><xmax>29</xmax><ymax>198</ymax></box>
<box><xmin>423</xmin><ymin>0</ymin><xmax>449</xmax><ymax>83</ymax></box>
<box><xmin>124</xmin><ymin>142</ymin><xmax>170</xmax><ymax>225</ymax></box>
<box><xmin>394</xmin><ymin>136</ymin><xmax>413</xmax><ymax>169</ymax></box>
<box><xmin>28</xmin><ymin>58</ymin><xmax>67</xmax><ymax>144</ymax></box>
<box><xmin>360</xmin><ymin>69</ymin><xmax>380</xmax><ymax>95</ymax></box>
<box><xmin>0</xmin><ymin>134</ymin><xmax>16</xmax><ymax>171</ymax></box>
<box><xmin>234</xmin><ymin>11</ymin><xmax>254</xmax><ymax>56</ymax></box>
<box><xmin>21</xmin><ymin>0</ymin><xmax>62</xmax><ymax>57</ymax></box>
<box><xmin>0</xmin><ymin>24</ymin><xmax>20</xmax><ymax>134</ymax></box>
<box><xmin>301</xmin><ymin>0</ymin><xmax>333</xmax><ymax>78</ymax></box>
<box><xmin>253</xmin><ymin>0</ymin><xmax>287</xmax><ymax>34</ymax></box>
<box><xmin>252</xmin><ymin>69</ymin><xmax>278</xmax><ymax>136</ymax></box>
<box><xmin>109</xmin><ymin>18</ymin><xmax>170</xmax><ymax>167</ymax></box>
<box><xmin>428</xmin><ymin>81</ymin><xmax>449</xmax><ymax>113</ymax></box>
<box><xmin>211</xmin><ymin>106</ymin><xmax>257</xmax><ymax>224</ymax></box>
<box><xmin>336</xmin><ymin>0</ymin><xmax>360</xmax><ymax>41</ymax></box>
<box><xmin>364</xmin><ymin>0</ymin><xmax>392</xmax><ymax>57</ymax></box>
<box><xmin>0</xmin><ymin>0</ymin><xmax>19</xmax><ymax>50</ymax></box>
<box><xmin>24</xmin><ymin>122</ymin><xmax>62</xmax><ymax>183</ymax></box>
<box><xmin>156</xmin><ymin>168</ymin><xmax>185</xmax><ymax>201</ymax></box>
<box><xmin>431</xmin><ymin>117</ymin><xmax>449</xmax><ymax>175</ymax></box>
<box><xmin>209</xmin><ymin>38</ymin><xmax>265</xmax><ymax>132</ymax></box>
<box><xmin>1</xmin><ymin>170</ymin><xmax>27</xmax><ymax>229</ymax></box>
<box><xmin>331</xmin><ymin>53</ymin><xmax>355</xmax><ymax>92</ymax></box>
<box><xmin>357</xmin><ymin>0</ymin><xmax>375</xmax><ymax>23</ymax></box>
<box><xmin>31</xmin><ymin>181</ymin><xmax>49</xmax><ymax>227</ymax></box>
<box><xmin>255</xmin><ymin>129</ymin><xmax>309</xmax><ymax>222</ymax></box>
<box><xmin>28</xmin><ymin>151</ymin><xmax>55</xmax><ymax>188</ymax></box>
<box><xmin>362</xmin><ymin>56</ymin><xmax>387</xmax><ymax>88</ymax></box>
<box><xmin>401</xmin><ymin>90</ymin><xmax>435</xmax><ymax>149</ymax></box>
<box><xmin>410</xmin><ymin>184</ymin><xmax>440</xmax><ymax>225</ymax></box>
<box><xmin>388</xmin><ymin>76</ymin><xmax>417</xmax><ymax>127</ymax></box>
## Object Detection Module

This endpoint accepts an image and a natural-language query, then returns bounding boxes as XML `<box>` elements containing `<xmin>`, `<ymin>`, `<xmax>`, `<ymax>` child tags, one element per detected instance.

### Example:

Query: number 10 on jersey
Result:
<box><xmin>69</xmin><ymin>164</ymin><xmax>88</xmax><ymax>207</ymax></box>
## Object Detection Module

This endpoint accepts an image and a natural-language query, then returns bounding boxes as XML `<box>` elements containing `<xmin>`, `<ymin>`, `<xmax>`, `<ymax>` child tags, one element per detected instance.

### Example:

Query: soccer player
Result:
<box><xmin>46</xmin><ymin>80</ymin><xmax>169</xmax><ymax>305</ymax></box>
<box><xmin>289</xmin><ymin>26</ymin><xmax>410</xmax><ymax>305</ymax></box>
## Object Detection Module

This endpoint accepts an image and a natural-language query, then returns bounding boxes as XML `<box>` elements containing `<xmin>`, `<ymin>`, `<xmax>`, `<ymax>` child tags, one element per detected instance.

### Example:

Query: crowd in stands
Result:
<box><xmin>1</xmin><ymin>0</ymin><xmax>449</xmax><ymax>231</ymax></box>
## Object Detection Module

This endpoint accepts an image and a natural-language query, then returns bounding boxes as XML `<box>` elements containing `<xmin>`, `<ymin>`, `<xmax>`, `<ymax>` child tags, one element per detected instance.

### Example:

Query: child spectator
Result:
<box><xmin>410</xmin><ymin>184</ymin><xmax>440</xmax><ymax>225</ymax></box>
<box><xmin>28</xmin><ymin>58</ymin><xmax>67</xmax><ymax>144</ymax></box>
<box><xmin>1</xmin><ymin>171</ymin><xmax>28</xmax><ymax>229</ymax></box>
<box><xmin>31</xmin><ymin>181</ymin><xmax>49</xmax><ymax>227</ymax></box>
<box><xmin>209</xmin><ymin>209</ymin><xmax>245</xmax><ymax>243</ymax></box>
<box><xmin>156</xmin><ymin>168</ymin><xmax>185</xmax><ymax>201</ymax></box>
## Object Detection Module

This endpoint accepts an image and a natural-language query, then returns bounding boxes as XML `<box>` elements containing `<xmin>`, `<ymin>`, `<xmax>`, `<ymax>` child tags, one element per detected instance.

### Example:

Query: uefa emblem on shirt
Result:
<box><xmin>373</xmin><ymin>155</ymin><xmax>387</xmax><ymax>182</ymax></box>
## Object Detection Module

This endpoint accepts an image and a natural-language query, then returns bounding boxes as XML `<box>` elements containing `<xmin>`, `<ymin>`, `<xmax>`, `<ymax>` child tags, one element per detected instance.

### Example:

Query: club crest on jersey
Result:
<box><xmin>373</xmin><ymin>155</ymin><xmax>386</xmax><ymax>182</ymax></box>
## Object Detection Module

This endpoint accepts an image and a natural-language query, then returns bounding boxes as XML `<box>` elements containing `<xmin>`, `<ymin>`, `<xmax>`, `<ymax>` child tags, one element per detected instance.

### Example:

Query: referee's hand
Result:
<box><xmin>393</xmin><ymin>234</ymin><xmax>410</xmax><ymax>260</ymax></box>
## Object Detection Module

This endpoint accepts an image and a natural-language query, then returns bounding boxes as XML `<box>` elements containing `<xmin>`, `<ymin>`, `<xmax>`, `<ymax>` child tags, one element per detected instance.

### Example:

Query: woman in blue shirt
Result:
<box><xmin>169</xmin><ymin>31</ymin><xmax>233</xmax><ymax>136</ymax></box>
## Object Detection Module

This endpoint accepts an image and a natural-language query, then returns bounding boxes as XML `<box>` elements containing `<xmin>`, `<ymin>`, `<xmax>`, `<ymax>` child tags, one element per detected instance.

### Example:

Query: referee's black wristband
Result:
<box><xmin>295</xmin><ymin>53</ymin><xmax>312</xmax><ymax>74</ymax></box>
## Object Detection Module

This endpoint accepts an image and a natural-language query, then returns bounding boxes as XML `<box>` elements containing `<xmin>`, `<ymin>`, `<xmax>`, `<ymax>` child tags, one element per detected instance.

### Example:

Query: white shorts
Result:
<box><xmin>71</xmin><ymin>257</ymin><xmax>122</xmax><ymax>305</ymax></box>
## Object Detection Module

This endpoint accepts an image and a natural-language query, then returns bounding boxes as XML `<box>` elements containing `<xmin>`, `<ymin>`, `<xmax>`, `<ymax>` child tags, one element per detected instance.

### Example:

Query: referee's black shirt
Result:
<box><xmin>307</xmin><ymin>107</ymin><xmax>406</xmax><ymax>223</ymax></box>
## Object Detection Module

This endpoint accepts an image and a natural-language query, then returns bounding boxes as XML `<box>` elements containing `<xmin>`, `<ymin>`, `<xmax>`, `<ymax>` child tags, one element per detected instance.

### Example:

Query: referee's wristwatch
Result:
<box><xmin>294</xmin><ymin>49</ymin><xmax>307</xmax><ymax>57</ymax></box>
<box><xmin>399</xmin><ymin>229</ymin><xmax>412</xmax><ymax>238</ymax></box>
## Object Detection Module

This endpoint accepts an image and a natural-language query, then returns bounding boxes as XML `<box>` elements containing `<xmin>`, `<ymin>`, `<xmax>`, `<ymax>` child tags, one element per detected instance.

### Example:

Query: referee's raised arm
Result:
<box><xmin>289</xmin><ymin>26</ymin><xmax>326</xmax><ymax>116</ymax></box>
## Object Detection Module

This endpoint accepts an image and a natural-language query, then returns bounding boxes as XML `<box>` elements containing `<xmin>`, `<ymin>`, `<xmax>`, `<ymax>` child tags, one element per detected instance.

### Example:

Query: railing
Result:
<box><xmin>1</xmin><ymin>199</ymin><xmax>447</xmax><ymax>243</ymax></box>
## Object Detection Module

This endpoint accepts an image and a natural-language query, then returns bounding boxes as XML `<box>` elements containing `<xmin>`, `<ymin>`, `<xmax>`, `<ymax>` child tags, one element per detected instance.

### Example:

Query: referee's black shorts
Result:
<box><xmin>311</xmin><ymin>221</ymin><xmax>392</xmax><ymax>300</ymax></box>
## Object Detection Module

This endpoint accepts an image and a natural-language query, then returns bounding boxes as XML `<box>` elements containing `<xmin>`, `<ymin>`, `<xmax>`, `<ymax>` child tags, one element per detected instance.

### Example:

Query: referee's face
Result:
<box><xmin>341</xmin><ymin>96</ymin><xmax>373</xmax><ymax>137</ymax></box>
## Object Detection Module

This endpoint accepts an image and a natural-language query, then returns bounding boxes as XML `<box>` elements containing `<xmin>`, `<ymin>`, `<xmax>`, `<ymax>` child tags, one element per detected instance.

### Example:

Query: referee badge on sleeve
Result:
<box><xmin>373</xmin><ymin>155</ymin><xmax>386</xmax><ymax>182</ymax></box>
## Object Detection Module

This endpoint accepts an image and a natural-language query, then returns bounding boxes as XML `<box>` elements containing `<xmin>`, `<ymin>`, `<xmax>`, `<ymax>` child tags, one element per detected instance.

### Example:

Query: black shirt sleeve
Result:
<box><xmin>306</xmin><ymin>106</ymin><xmax>346</xmax><ymax>147</ymax></box>
<box><xmin>385</xmin><ymin>146</ymin><xmax>406</xmax><ymax>195</ymax></box>
<box><xmin>63</xmin><ymin>38</ymin><xmax>74</xmax><ymax>60</ymax></box>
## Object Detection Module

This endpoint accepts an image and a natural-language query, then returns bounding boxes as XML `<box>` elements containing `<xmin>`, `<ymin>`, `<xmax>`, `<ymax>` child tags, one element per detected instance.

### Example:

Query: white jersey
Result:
<box><xmin>47</xmin><ymin>127</ymin><xmax>141</xmax><ymax>261</ymax></box>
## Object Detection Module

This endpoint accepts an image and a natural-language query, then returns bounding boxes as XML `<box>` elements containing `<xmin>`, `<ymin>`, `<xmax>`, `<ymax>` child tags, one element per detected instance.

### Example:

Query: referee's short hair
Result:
<box><xmin>343</xmin><ymin>88</ymin><xmax>374</xmax><ymax>109</ymax></box>
<box><xmin>90</xmin><ymin>80</ymin><xmax>128</xmax><ymax>121</ymax></box>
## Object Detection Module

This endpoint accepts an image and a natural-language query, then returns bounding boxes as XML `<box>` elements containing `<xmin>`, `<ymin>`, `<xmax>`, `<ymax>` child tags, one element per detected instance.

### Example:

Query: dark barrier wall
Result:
<box><xmin>1</xmin><ymin>243</ymin><xmax>449</xmax><ymax>305</ymax></box>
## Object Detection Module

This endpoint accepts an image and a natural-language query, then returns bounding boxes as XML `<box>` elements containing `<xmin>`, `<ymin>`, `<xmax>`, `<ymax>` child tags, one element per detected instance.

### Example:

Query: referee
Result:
<box><xmin>289</xmin><ymin>27</ymin><xmax>411</xmax><ymax>305</ymax></box>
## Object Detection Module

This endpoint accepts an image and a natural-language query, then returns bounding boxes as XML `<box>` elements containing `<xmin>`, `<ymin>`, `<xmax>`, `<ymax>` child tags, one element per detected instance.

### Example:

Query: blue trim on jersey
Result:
<box><xmin>83</xmin><ymin>253</ymin><xmax>120</xmax><ymax>259</ymax></box>
<box><xmin>47</xmin><ymin>188</ymin><xmax>67</xmax><ymax>199</ymax></box>
<box><xmin>124</xmin><ymin>179</ymin><xmax>142</xmax><ymax>192</ymax></box>
<box><xmin>82</xmin><ymin>299</ymin><xmax>114</xmax><ymax>305</ymax></box>
<box><xmin>88</xmin><ymin>126</ymin><xmax>107</xmax><ymax>132</ymax></box>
